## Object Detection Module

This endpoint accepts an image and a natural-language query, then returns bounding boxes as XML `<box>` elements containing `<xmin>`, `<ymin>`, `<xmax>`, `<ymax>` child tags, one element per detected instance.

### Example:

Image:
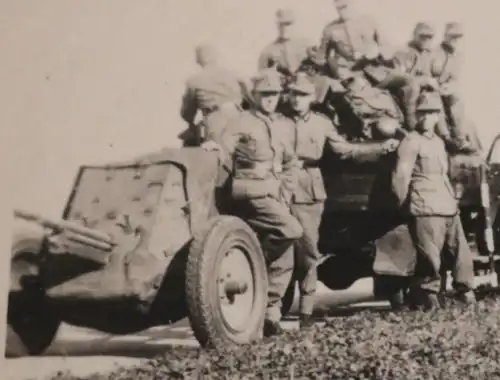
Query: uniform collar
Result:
<box><xmin>441</xmin><ymin>42</ymin><xmax>455</xmax><ymax>55</ymax></box>
<box><xmin>293</xmin><ymin>111</ymin><xmax>311</xmax><ymax>122</ymax></box>
<box><xmin>409</xmin><ymin>40</ymin><xmax>431</xmax><ymax>52</ymax></box>
<box><xmin>252</xmin><ymin>108</ymin><xmax>276</xmax><ymax>123</ymax></box>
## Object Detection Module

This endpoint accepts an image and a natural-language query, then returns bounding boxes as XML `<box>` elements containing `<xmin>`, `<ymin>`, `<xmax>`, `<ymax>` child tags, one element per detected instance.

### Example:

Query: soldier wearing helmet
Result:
<box><xmin>203</xmin><ymin>72</ymin><xmax>303</xmax><ymax>338</ymax></box>
<box><xmin>179</xmin><ymin>43</ymin><xmax>249</xmax><ymax>146</ymax></box>
<box><xmin>284</xmin><ymin>73</ymin><xmax>400</xmax><ymax>328</ymax></box>
<box><xmin>391</xmin><ymin>92</ymin><xmax>475</xmax><ymax>310</ymax></box>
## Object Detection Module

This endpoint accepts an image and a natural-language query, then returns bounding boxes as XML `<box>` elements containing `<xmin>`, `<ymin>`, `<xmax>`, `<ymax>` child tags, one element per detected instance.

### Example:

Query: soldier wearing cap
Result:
<box><xmin>430</xmin><ymin>22</ymin><xmax>477</xmax><ymax>152</ymax></box>
<box><xmin>203</xmin><ymin>72</ymin><xmax>303</xmax><ymax>337</ymax></box>
<box><xmin>285</xmin><ymin>73</ymin><xmax>400</xmax><ymax>328</ymax></box>
<box><xmin>258</xmin><ymin>8</ymin><xmax>310</xmax><ymax>80</ymax></box>
<box><xmin>391</xmin><ymin>92</ymin><xmax>475</xmax><ymax>309</ymax></box>
<box><xmin>179</xmin><ymin>43</ymin><xmax>249</xmax><ymax>146</ymax></box>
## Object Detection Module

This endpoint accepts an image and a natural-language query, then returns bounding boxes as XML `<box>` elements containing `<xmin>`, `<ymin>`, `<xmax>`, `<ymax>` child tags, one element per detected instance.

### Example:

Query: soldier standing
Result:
<box><xmin>203</xmin><ymin>72</ymin><xmax>303</xmax><ymax>337</ymax></box>
<box><xmin>179</xmin><ymin>43</ymin><xmax>248</xmax><ymax>146</ymax></box>
<box><xmin>286</xmin><ymin>73</ymin><xmax>400</xmax><ymax>329</ymax></box>
<box><xmin>391</xmin><ymin>92</ymin><xmax>476</xmax><ymax>309</ymax></box>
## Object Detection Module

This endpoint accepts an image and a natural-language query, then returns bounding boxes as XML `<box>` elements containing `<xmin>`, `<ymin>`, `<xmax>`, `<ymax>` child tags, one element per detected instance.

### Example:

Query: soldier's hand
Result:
<box><xmin>363</xmin><ymin>45</ymin><xmax>380</xmax><ymax>60</ymax></box>
<box><xmin>201</xmin><ymin>140</ymin><xmax>222</xmax><ymax>152</ymax></box>
<box><xmin>382</xmin><ymin>138</ymin><xmax>400</xmax><ymax>153</ymax></box>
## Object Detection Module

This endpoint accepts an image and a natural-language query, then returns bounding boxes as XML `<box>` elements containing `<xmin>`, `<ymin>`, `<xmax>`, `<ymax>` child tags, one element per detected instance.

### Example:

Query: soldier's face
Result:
<box><xmin>278</xmin><ymin>23</ymin><xmax>294</xmax><ymax>39</ymax></box>
<box><xmin>415</xmin><ymin>34</ymin><xmax>434</xmax><ymax>50</ymax></box>
<box><xmin>445</xmin><ymin>35</ymin><xmax>463</xmax><ymax>51</ymax></box>
<box><xmin>417</xmin><ymin>112</ymin><xmax>440</xmax><ymax>132</ymax></box>
<box><xmin>290</xmin><ymin>91</ymin><xmax>314</xmax><ymax>114</ymax></box>
<box><xmin>256</xmin><ymin>92</ymin><xmax>281</xmax><ymax>114</ymax></box>
<box><xmin>335</xmin><ymin>1</ymin><xmax>354</xmax><ymax>19</ymax></box>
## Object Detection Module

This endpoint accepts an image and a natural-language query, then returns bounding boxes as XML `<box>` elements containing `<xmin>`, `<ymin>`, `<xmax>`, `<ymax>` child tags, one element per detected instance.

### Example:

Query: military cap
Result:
<box><xmin>195</xmin><ymin>43</ymin><xmax>217</xmax><ymax>64</ymax></box>
<box><xmin>416</xmin><ymin>93</ymin><xmax>441</xmax><ymax>112</ymax></box>
<box><xmin>276</xmin><ymin>8</ymin><xmax>295</xmax><ymax>24</ymax></box>
<box><xmin>288</xmin><ymin>73</ymin><xmax>316</xmax><ymax>95</ymax></box>
<box><xmin>445</xmin><ymin>22</ymin><xmax>464</xmax><ymax>37</ymax></box>
<box><xmin>414</xmin><ymin>22</ymin><xmax>435</xmax><ymax>36</ymax></box>
<box><xmin>253</xmin><ymin>73</ymin><xmax>282</xmax><ymax>93</ymax></box>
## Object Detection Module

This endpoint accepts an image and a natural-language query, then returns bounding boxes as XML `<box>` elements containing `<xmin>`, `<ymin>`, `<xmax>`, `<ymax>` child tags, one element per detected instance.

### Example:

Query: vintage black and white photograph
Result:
<box><xmin>3</xmin><ymin>0</ymin><xmax>500</xmax><ymax>378</ymax></box>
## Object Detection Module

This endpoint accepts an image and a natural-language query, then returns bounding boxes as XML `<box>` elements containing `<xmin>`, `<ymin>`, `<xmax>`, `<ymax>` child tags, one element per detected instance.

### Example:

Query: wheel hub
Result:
<box><xmin>217</xmin><ymin>247</ymin><xmax>255</xmax><ymax>332</ymax></box>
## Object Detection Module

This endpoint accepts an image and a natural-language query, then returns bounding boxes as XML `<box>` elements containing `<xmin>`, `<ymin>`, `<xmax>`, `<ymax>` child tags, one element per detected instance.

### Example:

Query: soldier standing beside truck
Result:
<box><xmin>203</xmin><ymin>72</ymin><xmax>303</xmax><ymax>337</ymax></box>
<box><xmin>179</xmin><ymin>43</ymin><xmax>249</xmax><ymax>146</ymax></box>
<box><xmin>391</xmin><ymin>92</ymin><xmax>476</xmax><ymax>309</ymax></box>
<box><xmin>285</xmin><ymin>73</ymin><xmax>400</xmax><ymax>329</ymax></box>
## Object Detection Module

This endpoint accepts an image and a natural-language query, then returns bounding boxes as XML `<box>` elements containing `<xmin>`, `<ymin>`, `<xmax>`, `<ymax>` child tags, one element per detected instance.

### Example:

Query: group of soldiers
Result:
<box><xmin>179</xmin><ymin>0</ymin><xmax>477</xmax><ymax>338</ymax></box>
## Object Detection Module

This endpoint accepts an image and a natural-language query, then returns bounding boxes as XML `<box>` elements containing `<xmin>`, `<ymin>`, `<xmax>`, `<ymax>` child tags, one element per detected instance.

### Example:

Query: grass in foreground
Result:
<box><xmin>47</xmin><ymin>293</ymin><xmax>500</xmax><ymax>380</ymax></box>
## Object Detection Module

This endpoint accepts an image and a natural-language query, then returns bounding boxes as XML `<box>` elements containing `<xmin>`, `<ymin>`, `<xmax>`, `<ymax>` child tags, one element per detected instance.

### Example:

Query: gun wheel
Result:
<box><xmin>185</xmin><ymin>215</ymin><xmax>267</xmax><ymax>349</ymax></box>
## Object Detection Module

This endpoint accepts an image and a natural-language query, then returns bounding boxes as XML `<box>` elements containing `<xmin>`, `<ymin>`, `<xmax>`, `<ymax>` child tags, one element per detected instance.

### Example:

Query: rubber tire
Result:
<box><xmin>185</xmin><ymin>215</ymin><xmax>268</xmax><ymax>349</ymax></box>
<box><xmin>6</xmin><ymin>234</ymin><xmax>60</xmax><ymax>357</ymax></box>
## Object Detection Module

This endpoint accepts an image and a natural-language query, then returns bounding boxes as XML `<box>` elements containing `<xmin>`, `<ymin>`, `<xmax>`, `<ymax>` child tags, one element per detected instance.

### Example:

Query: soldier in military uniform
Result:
<box><xmin>179</xmin><ymin>43</ymin><xmax>249</xmax><ymax>146</ymax></box>
<box><xmin>391</xmin><ymin>22</ymin><xmax>441</xmax><ymax>132</ymax></box>
<box><xmin>285</xmin><ymin>73</ymin><xmax>400</xmax><ymax>329</ymax></box>
<box><xmin>430</xmin><ymin>22</ymin><xmax>479</xmax><ymax>153</ymax></box>
<box><xmin>318</xmin><ymin>0</ymin><xmax>423</xmax><ymax>134</ymax></box>
<box><xmin>203</xmin><ymin>73</ymin><xmax>303</xmax><ymax>337</ymax></box>
<box><xmin>391</xmin><ymin>92</ymin><xmax>476</xmax><ymax>310</ymax></box>
<box><xmin>319</xmin><ymin>0</ymin><xmax>392</xmax><ymax>81</ymax></box>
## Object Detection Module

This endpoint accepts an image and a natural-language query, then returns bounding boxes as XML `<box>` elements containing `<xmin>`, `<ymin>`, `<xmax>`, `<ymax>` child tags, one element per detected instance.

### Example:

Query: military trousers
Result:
<box><xmin>233</xmin><ymin>195</ymin><xmax>303</xmax><ymax>322</ymax></box>
<box><xmin>290</xmin><ymin>202</ymin><xmax>324</xmax><ymax>316</ymax></box>
<box><xmin>408</xmin><ymin>214</ymin><xmax>475</xmax><ymax>294</ymax></box>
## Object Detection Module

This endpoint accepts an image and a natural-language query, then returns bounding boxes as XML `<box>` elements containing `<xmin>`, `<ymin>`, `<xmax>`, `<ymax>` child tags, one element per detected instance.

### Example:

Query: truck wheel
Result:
<box><xmin>185</xmin><ymin>215</ymin><xmax>268</xmax><ymax>349</ymax></box>
<box><xmin>7</xmin><ymin>234</ymin><xmax>60</xmax><ymax>357</ymax></box>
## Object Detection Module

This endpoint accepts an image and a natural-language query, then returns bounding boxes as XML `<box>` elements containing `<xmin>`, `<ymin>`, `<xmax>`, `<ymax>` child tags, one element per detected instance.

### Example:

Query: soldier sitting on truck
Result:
<box><xmin>203</xmin><ymin>72</ymin><xmax>303</xmax><ymax>337</ymax></box>
<box><xmin>179</xmin><ymin>43</ymin><xmax>249</xmax><ymax>146</ymax></box>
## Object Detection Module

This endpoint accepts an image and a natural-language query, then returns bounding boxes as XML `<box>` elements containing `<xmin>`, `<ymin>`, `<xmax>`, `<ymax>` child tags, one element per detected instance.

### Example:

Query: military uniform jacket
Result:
<box><xmin>392</xmin><ymin>131</ymin><xmax>458</xmax><ymax>216</ymax></box>
<box><xmin>219</xmin><ymin>110</ymin><xmax>299</xmax><ymax>202</ymax></box>
<box><xmin>289</xmin><ymin>111</ymin><xmax>392</xmax><ymax>204</ymax></box>
<box><xmin>180</xmin><ymin>65</ymin><xmax>246</xmax><ymax>124</ymax></box>
<box><xmin>430</xmin><ymin>43</ymin><xmax>461</xmax><ymax>97</ymax></box>
<box><xmin>393</xmin><ymin>42</ymin><xmax>433</xmax><ymax>77</ymax></box>
<box><xmin>258</xmin><ymin>37</ymin><xmax>310</xmax><ymax>76</ymax></box>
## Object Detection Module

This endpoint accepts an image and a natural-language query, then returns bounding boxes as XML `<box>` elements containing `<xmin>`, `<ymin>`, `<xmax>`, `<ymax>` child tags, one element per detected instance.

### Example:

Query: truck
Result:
<box><xmin>8</xmin><ymin>129</ymin><xmax>500</xmax><ymax>356</ymax></box>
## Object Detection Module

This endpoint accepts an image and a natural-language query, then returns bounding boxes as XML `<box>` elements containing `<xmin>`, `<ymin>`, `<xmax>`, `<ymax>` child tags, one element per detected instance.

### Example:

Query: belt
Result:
<box><xmin>298</xmin><ymin>160</ymin><xmax>321</xmax><ymax>169</ymax></box>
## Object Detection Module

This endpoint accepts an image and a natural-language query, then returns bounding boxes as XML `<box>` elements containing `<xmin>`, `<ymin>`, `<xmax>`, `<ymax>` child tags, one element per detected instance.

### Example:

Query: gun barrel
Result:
<box><xmin>14</xmin><ymin>208</ymin><xmax>114</xmax><ymax>245</ymax></box>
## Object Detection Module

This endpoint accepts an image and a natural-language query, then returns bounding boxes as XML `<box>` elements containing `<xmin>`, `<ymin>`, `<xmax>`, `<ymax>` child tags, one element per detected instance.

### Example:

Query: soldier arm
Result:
<box><xmin>180</xmin><ymin>82</ymin><xmax>198</xmax><ymax>124</ymax></box>
<box><xmin>257</xmin><ymin>46</ymin><xmax>274</xmax><ymax>70</ymax></box>
<box><xmin>279</xmin><ymin>137</ymin><xmax>300</xmax><ymax>205</ymax></box>
<box><xmin>391</xmin><ymin>134</ymin><xmax>420</xmax><ymax>207</ymax></box>
<box><xmin>319</xmin><ymin>24</ymin><xmax>339</xmax><ymax>77</ymax></box>
<box><xmin>324</xmin><ymin>120</ymin><xmax>395</xmax><ymax>163</ymax></box>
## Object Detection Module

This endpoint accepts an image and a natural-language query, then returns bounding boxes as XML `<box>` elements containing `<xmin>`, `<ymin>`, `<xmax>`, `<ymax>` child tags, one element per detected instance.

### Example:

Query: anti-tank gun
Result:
<box><xmin>8</xmin><ymin>148</ymin><xmax>268</xmax><ymax>356</ymax></box>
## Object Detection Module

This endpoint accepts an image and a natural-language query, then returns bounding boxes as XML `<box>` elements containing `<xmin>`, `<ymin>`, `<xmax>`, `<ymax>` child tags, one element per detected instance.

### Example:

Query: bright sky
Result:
<box><xmin>1</xmin><ymin>0</ymin><xmax>498</xmax><ymax>217</ymax></box>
